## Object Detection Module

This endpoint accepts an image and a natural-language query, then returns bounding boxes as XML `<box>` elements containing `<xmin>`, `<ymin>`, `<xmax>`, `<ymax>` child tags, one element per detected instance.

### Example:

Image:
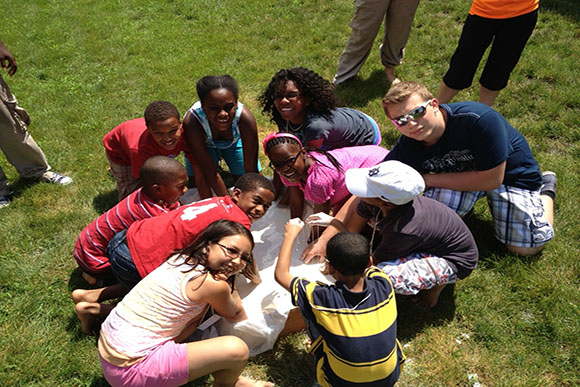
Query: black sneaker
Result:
<box><xmin>0</xmin><ymin>194</ymin><xmax>10</xmax><ymax>209</ymax></box>
<box><xmin>540</xmin><ymin>171</ymin><xmax>557</xmax><ymax>200</ymax></box>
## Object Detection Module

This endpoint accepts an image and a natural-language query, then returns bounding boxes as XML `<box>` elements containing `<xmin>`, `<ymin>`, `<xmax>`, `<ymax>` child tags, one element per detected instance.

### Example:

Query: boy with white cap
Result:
<box><xmin>306</xmin><ymin>160</ymin><xmax>478</xmax><ymax>309</ymax></box>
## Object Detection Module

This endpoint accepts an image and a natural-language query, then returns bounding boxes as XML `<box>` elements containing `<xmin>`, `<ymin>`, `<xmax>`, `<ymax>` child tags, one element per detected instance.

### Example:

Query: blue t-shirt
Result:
<box><xmin>386</xmin><ymin>102</ymin><xmax>542</xmax><ymax>191</ymax></box>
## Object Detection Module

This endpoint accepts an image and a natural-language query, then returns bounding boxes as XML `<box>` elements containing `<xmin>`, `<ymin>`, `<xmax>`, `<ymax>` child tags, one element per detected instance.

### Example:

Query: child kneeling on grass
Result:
<box><xmin>305</xmin><ymin>160</ymin><xmax>479</xmax><ymax>309</ymax></box>
<box><xmin>275</xmin><ymin>219</ymin><xmax>405</xmax><ymax>386</ymax></box>
<box><xmin>103</xmin><ymin>100</ymin><xmax>206</xmax><ymax>200</ymax></box>
<box><xmin>72</xmin><ymin>173</ymin><xmax>275</xmax><ymax>335</ymax></box>
<box><xmin>73</xmin><ymin>156</ymin><xmax>187</xmax><ymax>286</ymax></box>
<box><xmin>97</xmin><ymin>219</ymin><xmax>274</xmax><ymax>387</ymax></box>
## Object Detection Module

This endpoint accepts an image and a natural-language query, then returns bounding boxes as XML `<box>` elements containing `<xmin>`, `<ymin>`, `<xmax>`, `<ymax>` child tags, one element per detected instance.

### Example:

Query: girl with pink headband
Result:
<box><xmin>263</xmin><ymin>132</ymin><xmax>389</xmax><ymax>219</ymax></box>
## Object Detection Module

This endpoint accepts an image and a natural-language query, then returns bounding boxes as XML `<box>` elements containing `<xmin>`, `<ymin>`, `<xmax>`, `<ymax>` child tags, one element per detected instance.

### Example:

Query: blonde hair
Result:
<box><xmin>382</xmin><ymin>81</ymin><xmax>433</xmax><ymax>118</ymax></box>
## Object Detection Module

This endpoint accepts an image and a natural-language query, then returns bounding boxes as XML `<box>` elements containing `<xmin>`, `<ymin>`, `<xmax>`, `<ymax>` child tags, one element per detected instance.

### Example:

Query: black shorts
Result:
<box><xmin>443</xmin><ymin>9</ymin><xmax>538</xmax><ymax>91</ymax></box>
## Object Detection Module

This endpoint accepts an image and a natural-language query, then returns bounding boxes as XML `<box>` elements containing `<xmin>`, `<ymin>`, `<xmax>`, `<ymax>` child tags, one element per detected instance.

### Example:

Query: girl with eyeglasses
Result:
<box><xmin>259</xmin><ymin>67</ymin><xmax>382</xmax><ymax>150</ymax></box>
<box><xmin>262</xmin><ymin>132</ymin><xmax>388</xmax><ymax>220</ymax></box>
<box><xmin>96</xmin><ymin>219</ymin><xmax>274</xmax><ymax>387</ymax></box>
<box><xmin>182</xmin><ymin>75</ymin><xmax>261</xmax><ymax>199</ymax></box>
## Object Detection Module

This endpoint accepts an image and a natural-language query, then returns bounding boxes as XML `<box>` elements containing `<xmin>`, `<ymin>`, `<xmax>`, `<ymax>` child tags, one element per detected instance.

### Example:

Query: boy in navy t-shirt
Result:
<box><xmin>382</xmin><ymin>81</ymin><xmax>555</xmax><ymax>256</ymax></box>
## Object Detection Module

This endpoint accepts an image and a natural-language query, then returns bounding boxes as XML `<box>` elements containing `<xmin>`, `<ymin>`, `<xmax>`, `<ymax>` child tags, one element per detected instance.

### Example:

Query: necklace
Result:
<box><xmin>368</xmin><ymin>210</ymin><xmax>380</xmax><ymax>258</ymax></box>
<box><xmin>285</xmin><ymin>120</ymin><xmax>304</xmax><ymax>133</ymax></box>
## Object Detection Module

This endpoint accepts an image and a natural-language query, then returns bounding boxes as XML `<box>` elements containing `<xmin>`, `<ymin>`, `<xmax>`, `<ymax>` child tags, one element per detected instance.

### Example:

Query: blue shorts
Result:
<box><xmin>185</xmin><ymin>137</ymin><xmax>262</xmax><ymax>177</ymax></box>
<box><xmin>425</xmin><ymin>185</ymin><xmax>554</xmax><ymax>248</ymax></box>
<box><xmin>107</xmin><ymin>229</ymin><xmax>142</xmax><ymax>290</ymax></box>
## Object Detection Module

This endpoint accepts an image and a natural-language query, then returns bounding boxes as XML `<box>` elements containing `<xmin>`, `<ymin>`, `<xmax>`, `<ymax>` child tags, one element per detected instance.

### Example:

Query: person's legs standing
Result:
<box><xmin>381</xmin><ymin>0</ymin><xmax>420</xmax><ymax>82</ymax></box>
<box><xmin>334</xmin><ymin>0</ymin><xmax>391</xmax><ymax>84</ymax></box>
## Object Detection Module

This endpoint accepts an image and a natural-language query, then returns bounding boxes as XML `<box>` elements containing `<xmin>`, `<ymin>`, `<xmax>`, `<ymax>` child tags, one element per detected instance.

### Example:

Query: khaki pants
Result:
<box><xmin>0</xmin><ymin>74</ymin><xmax>49</xmax><ymax>195</ymax></box>
<box><xmin>334</xmin><ymin>0</ymin><xmax>420</xmax><ymax>84</ymax></box>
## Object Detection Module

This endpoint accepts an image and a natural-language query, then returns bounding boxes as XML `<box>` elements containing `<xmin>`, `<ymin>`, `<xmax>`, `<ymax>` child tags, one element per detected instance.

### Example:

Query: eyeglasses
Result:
<box><xmin>216</xmin><ymin>243</ymin><xmax>252</xmax><ymax>264</ymax></box>
<box><xmin>274</xmin><ymin>92</ymin><xmax>301</xmax><ymax>101</ymax></box>
<box><xmin>268</xmin><ymin>151</ymin><xmax>301</xmax><ymax>170</ymax></box>
<box><xmin>391</xmin><ymin>99</ymin><xmax>432</xmax><ymax>127</ymax></box>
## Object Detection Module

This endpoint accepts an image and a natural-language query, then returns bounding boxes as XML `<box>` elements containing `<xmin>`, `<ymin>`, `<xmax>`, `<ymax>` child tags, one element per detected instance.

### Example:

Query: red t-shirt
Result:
<box><xmin>74</xmin><ymin>188</ymin><xmax>179</xmax><ymax>274</ymax></box>
<box><xmin>103</xmin><ymin>117</ymin><xmax>196</xmax><ymax>178</ymax></box>
<box><xmin>126</xmin><ymin>196</ymin><xmax>251</xmax><ymax>278</ymax></box>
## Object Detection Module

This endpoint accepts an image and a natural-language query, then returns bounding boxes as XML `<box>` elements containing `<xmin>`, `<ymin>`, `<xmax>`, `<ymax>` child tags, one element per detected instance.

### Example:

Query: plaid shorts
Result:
<box><xmin>425</xmin><ymin>185</ymin><xmax>554</xmax><ymax>248</ymax></box>
<box><xmin>377</xmin><ymin>253</ymin><xmax>458</xmax><ymax>296</ymax></box>
<box><xmin>107</xmin><ymin>157</ymin><xmax>140</xmax><ymax>201</ymax></box>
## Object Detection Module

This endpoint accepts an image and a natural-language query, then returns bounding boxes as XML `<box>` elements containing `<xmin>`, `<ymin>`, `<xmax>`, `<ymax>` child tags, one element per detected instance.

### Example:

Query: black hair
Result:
<box><xmin>196</xmin><ymin>75</ymin><xmax>239</xmax><ymax>102</ymax></box>
<box><xmin>178</xmin><ymin>220</ymin><xmax>254</xmax><ymax>289</ymax></box>
<box><xmin>144</xmin><ymin>101</ymin><xmax>180</xmax><ymax>126</ymax></box>
<box><xmin>259</xmin><ymin>67</ymin><xmax>338</xmax><ymax>125</ymax></box>
<box><xmin>234</xmin><ymin>173</ymin><xmax>275</xmax><ymax>195</ymax></box>
<box><xmin>263</xmin><ymin>135</ymin><xmax>342</xmax><ymax>173</ymax></box>
<box><xmin>140</xmin><ymin>156</ymin><xmax>185</xmax><ymax>188</ymax></box>
<box><xmin>326</xmin><ymin>233</ymin><xmax>370</xmax><ymax>275</ymax></box>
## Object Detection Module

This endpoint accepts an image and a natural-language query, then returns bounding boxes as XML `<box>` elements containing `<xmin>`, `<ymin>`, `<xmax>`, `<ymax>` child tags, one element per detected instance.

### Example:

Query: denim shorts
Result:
<box><xmin>107</xmin><ymin>229</ymin><xmax>142</xmax><ymax>290</ymax></box>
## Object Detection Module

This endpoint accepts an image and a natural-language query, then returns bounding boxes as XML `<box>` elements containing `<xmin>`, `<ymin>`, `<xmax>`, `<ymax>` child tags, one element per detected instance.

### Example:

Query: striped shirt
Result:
<box><xmin>291</xmin><ymin>267</ymin><xmax>404</xmax><ymax>386</ymax></box>
<box><xmin>74</xmin><ymin>188</ymin><xmax>178</xmax><ymax>273</ymax></box>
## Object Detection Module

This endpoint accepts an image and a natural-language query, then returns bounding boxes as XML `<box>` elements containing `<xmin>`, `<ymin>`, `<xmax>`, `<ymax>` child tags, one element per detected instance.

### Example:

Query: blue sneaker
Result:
<box><xmin>40</xmin><ymin>171</ymin><xmax>73</xmax><ymax>185</ymax></box>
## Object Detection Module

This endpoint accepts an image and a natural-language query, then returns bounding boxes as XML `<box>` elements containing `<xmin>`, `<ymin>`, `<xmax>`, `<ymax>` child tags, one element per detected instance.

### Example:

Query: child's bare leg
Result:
<box><xmin>81</xmin><ymin>272</ymin><xmax>98</xmax><ymax>286</ymax></box>
<box><xmin>75</xmin><ymin>302</ymin><xmax>115</xmax><ymax>335</ymax></box>
<box><xmin>414</xmin><ymin>284</ymin><xmax>446</xmax><ymax>310</ymax></box>
<box><xmin>71</xmin><ymin>284</ymin><xmax>128</xmax><ymax>304</ymax></box>
<box><xmin>186</xmin><ymin>336</ymin><xmax>273</xmax><ymax>386</ymax></box>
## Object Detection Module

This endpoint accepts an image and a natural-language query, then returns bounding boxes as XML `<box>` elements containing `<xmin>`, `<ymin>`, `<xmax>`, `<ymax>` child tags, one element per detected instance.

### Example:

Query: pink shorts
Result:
<box><xmin>100</xmin><ymin>339</ymin><xmax>189</xmax><ymax>387</ymax></box>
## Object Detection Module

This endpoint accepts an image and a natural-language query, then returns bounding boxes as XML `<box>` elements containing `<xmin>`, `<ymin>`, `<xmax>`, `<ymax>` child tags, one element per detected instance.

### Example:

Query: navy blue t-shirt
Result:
<box><xmin>385</xmin><ymin>102</ymin><xmax>542</xmax><ymax>191</ymax></box>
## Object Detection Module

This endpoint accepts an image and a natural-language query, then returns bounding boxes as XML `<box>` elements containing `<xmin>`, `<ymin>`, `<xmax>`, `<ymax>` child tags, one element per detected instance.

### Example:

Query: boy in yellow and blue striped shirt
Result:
<box><xmin>275</xmin><ymin>218</ymin><xmax>405</xmax><ymax>386</ymax></box>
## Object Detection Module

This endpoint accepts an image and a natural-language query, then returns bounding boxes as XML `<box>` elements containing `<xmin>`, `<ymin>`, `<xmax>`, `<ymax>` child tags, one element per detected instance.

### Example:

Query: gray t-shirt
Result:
<box><xmin>357</xmin><ymin>195</ymin><xmax>478</xmax><ymax>279</ymax></box>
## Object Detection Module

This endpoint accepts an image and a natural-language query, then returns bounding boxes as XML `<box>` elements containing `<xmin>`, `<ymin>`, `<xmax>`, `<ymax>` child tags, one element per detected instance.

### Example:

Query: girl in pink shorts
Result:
<box><xmin>96</xmin><ymin>219</ymin><xmax>273</xmax><ymax>387</ymax></box>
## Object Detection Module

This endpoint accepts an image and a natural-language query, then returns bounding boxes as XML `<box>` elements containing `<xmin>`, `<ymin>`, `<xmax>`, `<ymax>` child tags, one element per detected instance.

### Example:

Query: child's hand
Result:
<box><xmin>305</xmin><ymin>212</ymin><xmax>335</xmax><ymax>227</ymax></box>
<box><xmin>285</xmin><ymin>217</ymin><xmax>304</xmax><ymax>236</ymax></box>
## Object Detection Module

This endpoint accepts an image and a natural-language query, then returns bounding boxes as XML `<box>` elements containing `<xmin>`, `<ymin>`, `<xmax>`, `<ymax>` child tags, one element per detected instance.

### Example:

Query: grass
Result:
<box><xmin>1</xmin><ymin>0</ymin><xmax>579</xmax><ymax>385</ymax></box>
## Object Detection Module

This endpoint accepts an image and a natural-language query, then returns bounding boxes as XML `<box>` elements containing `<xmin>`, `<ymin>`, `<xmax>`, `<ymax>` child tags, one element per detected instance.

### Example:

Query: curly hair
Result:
<box><xmin>144</xmin><ymin>101</ymin><xmax>180</xmax><ymax>126</ymax></box>
<box><xmin>259</xmin><ymin>67</ymin><xmax>338</xmax><ymax>124</ymax></box>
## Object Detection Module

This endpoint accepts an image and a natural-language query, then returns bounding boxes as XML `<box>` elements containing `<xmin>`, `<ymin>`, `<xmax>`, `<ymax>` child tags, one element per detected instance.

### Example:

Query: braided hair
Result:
<box><xmin>263</xmin><ymin>132</ymin><xmax>342</xmax><ymax>173</ymax></box>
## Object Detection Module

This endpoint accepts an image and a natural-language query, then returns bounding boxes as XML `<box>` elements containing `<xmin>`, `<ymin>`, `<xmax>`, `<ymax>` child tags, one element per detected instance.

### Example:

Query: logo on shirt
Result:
<box><xmin>422</xmin><ymin>150</ymin><xmax>475</xmax><ymax>173</ymax></box>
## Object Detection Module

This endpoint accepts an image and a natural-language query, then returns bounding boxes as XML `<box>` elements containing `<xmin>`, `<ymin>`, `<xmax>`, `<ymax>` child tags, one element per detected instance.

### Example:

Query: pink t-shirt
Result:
<box><xmin>74</xmin><ymin>188</ymin><xmax>179</xmax><ymax>274</ymax></box>
<box><xmin>281</xmin><ymin>145</ymin><xmax>389</xmax><ymax>213</ymax></box>
<box><xmin>103</xmin><ymin>117</ymin><xmax>195</xmax><ymax>178</ymax></box>
<box><xmin>126</xmin><ymin>196</ymin><xmax>252</xmax><ymax>278</ymax></box>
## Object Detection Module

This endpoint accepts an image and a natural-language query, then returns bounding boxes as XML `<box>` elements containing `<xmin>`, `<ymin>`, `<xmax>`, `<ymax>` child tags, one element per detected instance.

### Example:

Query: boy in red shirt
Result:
<box><xmin>73</xmin><ymin>156</ymin><xmax>187</xmax><ymax>286</ymax></box>
<box><xmin>103</xmin><ymin>100</ymin><xmax>207</xmax><ymax>200</ymax></box>
<box><xmin>72</xmin><ymin>173</ymin><xmax>275</xmax><ymax>334</ymax></box>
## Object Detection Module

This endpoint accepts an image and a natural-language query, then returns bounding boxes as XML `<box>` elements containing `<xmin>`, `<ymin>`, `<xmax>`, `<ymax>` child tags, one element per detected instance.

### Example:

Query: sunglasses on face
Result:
<box><xmin>274</xmin><ymin>92</ymin><xmax>301</xmax><ymax>101</ymax></box>
<box><xmin>391</xmin><ymin>99</ymin><xmax>432</xmax><ymax>127</ymax></box>
<box><xmin>268</xmin><ymin>151</ymin><xmax>301</xmax><ymax>170</ymax></box>
<box><xmin>217</xmin><ymin>242</ymin><xmax>252</xmax><ymax>264</ymax></box>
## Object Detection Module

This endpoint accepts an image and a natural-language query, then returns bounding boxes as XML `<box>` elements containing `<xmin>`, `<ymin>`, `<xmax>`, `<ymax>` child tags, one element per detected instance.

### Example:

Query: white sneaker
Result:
<box><xmin>40</xmin><ymin>171</ymin><xmax>73</xmax><ymax>185</ymax></box>
<box><xmin>0</xmin><ymin>194</ymin><xmax>10</xmax><ymax>209</ymax></box>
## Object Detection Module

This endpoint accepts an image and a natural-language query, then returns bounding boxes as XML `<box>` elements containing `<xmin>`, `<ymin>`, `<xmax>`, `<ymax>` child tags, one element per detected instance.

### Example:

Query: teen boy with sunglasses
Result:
<box><xmin>381</xmin><ymin>81</ymin><xmax>555</xmax><ymax>256</ymax></box>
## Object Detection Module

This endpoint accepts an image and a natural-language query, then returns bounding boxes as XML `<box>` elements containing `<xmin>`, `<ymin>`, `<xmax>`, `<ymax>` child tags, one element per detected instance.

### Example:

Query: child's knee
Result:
<box><xmin>221</xmin><ymin>336</ymin><xmax>249</xmax><ymax>362</ymax></box>
<box><xmin>506</xmin><ymin>244</ymin><xmax>544</xmax><ymax>256</ymax></box>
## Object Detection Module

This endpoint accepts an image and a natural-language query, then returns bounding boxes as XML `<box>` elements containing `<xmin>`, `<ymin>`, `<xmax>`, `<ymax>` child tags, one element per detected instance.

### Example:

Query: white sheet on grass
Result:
<box><xmin>181</xmin><ymin>188</ymin><xmax>332</xmax><ymax>356</ymax></box>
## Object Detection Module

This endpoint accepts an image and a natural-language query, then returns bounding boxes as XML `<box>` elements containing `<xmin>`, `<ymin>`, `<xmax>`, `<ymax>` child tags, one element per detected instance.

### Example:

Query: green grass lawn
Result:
<box><xmin>1</xmin><ymin>0</ymin><xmax>579</xmax><ymax>385</ymax></box>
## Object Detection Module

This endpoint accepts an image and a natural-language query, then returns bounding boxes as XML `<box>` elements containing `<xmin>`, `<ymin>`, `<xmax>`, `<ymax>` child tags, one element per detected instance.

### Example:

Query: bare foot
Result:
<box><xmin>82</xmin><ymin>272</ymin><xmax>98</xmax><ymax>286</ymax></box>
<box><xmin>75</xmin><ymin>302</ymin><xmax>98</xmax><ymax>335</ymax></box>
<box><xmin>232</xmin><ymin>376</ymin><xmax>274</xmax><ymax>386</ymax></box>
<box><xmin>414</xmin><ymin>284</ymin><xmax>446</xmax><ymax>310</ymax></box>
<box><xmin>384</xmin><ymin>67</ymin><xmax>399</xmax><ymax>84</ymax></box>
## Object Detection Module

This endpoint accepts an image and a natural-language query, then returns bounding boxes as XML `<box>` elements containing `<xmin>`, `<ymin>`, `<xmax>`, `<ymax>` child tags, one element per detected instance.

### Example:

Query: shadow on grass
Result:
<box><xmin>335</xmin><ymin>69</ymin><xmax>391</xmax><ymax>108</ymax></box>
<box><xmin>252</xmin><ymin>337</ymin><xmax>316</xmax><ymax>387</ymax></box>
<box><xmin>396</xmin><ymin>283</ymin><xmax>457</xmax><ymax>342</ymax></box>
<box><xmin>92</xmin><ymin>189</ymin><xmax>118</xmax><ymax>214</ymax></box>
<box><xmin>542</xmin><ymin>0</ymin><xmax>580</xmax><ymax>21</ymax></box>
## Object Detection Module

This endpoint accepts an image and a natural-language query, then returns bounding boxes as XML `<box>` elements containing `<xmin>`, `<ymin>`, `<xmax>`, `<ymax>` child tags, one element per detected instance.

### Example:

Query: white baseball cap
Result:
<box><xmin>345</xmin><ymin>160</ymin><xmax>425</xmax><ymax>205</ymax></box>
